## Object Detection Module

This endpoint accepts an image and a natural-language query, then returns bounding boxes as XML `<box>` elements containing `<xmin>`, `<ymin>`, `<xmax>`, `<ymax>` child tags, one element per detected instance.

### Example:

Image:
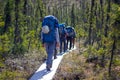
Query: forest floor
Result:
<box><xmin>0</xmin><ymin>49</ymin><xmax>47</xmax><ymax>80</ymax></box>
<box><xmin>0</xmin><ymin>40</ymin><xmax>120</xmax><ymax>80</ymax></box>
<box><xmin>53</xmin><ymin>41</ymin><xmax>120</xmax><ymax>80</ymax></box>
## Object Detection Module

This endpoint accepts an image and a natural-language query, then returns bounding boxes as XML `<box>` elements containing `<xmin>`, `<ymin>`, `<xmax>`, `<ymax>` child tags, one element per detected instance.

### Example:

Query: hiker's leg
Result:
<box><xmin>63</xmin><ymin>39</ymin><xmax>66</xmax><ymax>52</ymax></box>
<box><xmin>46</xmin><ymin>42</ymin><xmax>55</xmax><ymax>69</ymax></box>
<box><xmin>54</xmin><ymin>43</ymin><xmax>57</xmax><ymax>59</ymax></box>
<box><xmin>45</xmin><ymin>43</ymin><xmax>50</xmax><ymax>69</ymax></box>
<box><xmin>69</xmin><ymin>38</ymin><xmax>72</xmax><ymax>50</ymax></box>
<box><xmin>73</xmin><ymin>38</ymin><xmax>75</xmax><ymax>48</ymax></box>
<box><xmin>71</xmin><ymin>38</ymin><xmax>73</xmax><ymax>49</ymax></box>
<box><xmin>66</xmin><ymin>38</ymin><xmax>69</xmax><ymax>50</ymax></box>
<box><xmin>67</xmin><ymin>38</ymin><xmax>71</xmax><ymax>50</ymax></box>
<box><xmin>60</xmin><ymin>39</ymin><xmax>62</xmax><ymax>53</ymax></box>
<box><xmin>65</xmin><ymin>39</ymin><xmax>67</xmax><ymax>51</ymax></box>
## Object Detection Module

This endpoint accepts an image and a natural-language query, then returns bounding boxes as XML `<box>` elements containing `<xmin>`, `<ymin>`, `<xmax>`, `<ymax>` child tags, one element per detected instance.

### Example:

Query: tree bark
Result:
<box><xmin>108</xmin><ymin>36</ymin><xmax>116</xmax><ymax>76</ymax></box>
<box><xmin>4</xmin><ymin>1</ymin><xmax>11</xmax><ymax>33</ymax></box>
<box><xmin>14</xmin><ymin>0</ymin><xmax>20</xmax><ymax>44</ymax></box>
<box><xmin>89</xmin><ymin>0</ymin><xmax>94</xmax><ymax>45</ymax></box>
<box><xmin>105</xmin><ymin>0</ymin><xmax>111</xmax><ymax>37</ymax></box>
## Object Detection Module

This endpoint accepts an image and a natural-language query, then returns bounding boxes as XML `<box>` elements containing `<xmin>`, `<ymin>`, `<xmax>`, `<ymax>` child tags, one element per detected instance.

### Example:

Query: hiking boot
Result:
<box><xmin>46</xmin><ymin>64</ymin><xmax>52</xmax><ymax>71</ymax></box>
<box><xmin>54</xmin><ymin>56</ymin><xmax>57</xmax><ymax>59</ymax></box>
<box><xmin>47</xmin><ymin>67</ymin><xmax>51</xmax><ymax>71</ymax></box>
<box><xmin>46</xmin><ymin>66</ymin><xmax>51</xmax><ymax>71</ymax></box>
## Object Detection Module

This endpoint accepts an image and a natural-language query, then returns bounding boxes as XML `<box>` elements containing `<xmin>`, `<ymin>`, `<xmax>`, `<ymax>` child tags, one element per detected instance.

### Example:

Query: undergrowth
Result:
<box><xmin>53</xmin><ymin>50</ymin><xmax>120</xmax><ymax>80</ymax></box>
<box><xmin>0</xmin><ymin>49</ymin><xmax>47</xmax><ymax>80</ymax></box>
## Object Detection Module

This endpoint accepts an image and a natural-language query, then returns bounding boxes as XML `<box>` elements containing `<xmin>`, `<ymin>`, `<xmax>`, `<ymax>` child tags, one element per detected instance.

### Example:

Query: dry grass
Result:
<box><xmin>53</xmin><ymin>51</ymin><xmax>86</xmax><ymax>80</ymax></box>
<box><xmin>1</xmin><ymin>49</ymin><xmax>47</xmax><ymax>80</ymax></box>
<box><xmin>53</xmin><ymin>51</ymin><xmax>107</xmax><ymax>80</ymax></box>
<box><xmin>53</xmin><ymin>41</ymin><xmax>120</xmax><ymax>80</ymax></box>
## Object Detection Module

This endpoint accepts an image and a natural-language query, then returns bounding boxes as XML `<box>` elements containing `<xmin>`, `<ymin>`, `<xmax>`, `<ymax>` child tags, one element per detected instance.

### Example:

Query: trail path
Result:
<box><xmin>29</xmin><ymin>47</ymin><xmax>76</xmax><ymax>80</ymax></box>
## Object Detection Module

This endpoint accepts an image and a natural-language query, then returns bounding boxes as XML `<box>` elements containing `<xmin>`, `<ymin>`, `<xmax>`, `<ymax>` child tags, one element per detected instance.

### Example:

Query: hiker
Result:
<box><xmin>58</xmin><ymin>23</ymin><xmax>67</xmax><ymax>53</ymax></box>
<box><xmin>54</xmin><ymin>23</ymin><xmax>67</xmax><ymax>59</ymax></box>
<box><xmin>66</xmin><ymin>26</ymin><xmax>76</xmax><ymax>50</ymax></box>
<box><xmin>41</xmin><ymin>15</ymin><xmax>60</xmax><ymax>71</ymax></box>
<box><xmin>71</xmin><ymin>27</ymin><xmax>76</xmax><ymax>48</ymax></box>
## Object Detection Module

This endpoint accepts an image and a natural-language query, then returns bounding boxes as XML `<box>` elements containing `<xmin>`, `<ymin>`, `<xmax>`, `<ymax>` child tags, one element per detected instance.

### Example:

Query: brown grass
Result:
<box><xmin>1</xmin><ymin>49</ymin><xmax>47</xmax><ymax>80</ymax></box>
<box><xmin>53</xmin><ymin>41</ymin><xmax>120</xmax><ymax>80</ymax></box>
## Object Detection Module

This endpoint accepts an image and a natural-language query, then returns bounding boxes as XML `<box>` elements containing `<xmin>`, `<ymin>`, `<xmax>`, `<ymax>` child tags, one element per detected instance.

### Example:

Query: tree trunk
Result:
<box><xmin>13</xmin><ymin>0</ymin><xmax>22</xmax><ymax>54</ymax></box>
<box><xmin>108</xmin><ymin>36</ymin><xmax>116</xmax><ymax>76</ymax></box>
<box><xmin>14</xmin><ymin>0</ymin><xmax>20</xmax><ymax>44</ymax></box>
<box><xmin>105</xmin><ymin>0</ymin><xmax>111</xmax><ymax>37</ymax></box>
<box><xmin>23</xmin><ymin>0</ymin><xmax>27</xmax><ymax>15</ymax></box>
<box><xmin>89</xmin><ymin>0</ymin><xmax>94</xmax><ymax>45</ymax></box>
<box><xmin>100</xmin><ymin>0</ymin><xmax>105</xmax><ymax>67</ymax></box>
<box><xmin>4</xmin><ymin>1</ymin><xmax>11</xmax><ymax>33</ymax></box>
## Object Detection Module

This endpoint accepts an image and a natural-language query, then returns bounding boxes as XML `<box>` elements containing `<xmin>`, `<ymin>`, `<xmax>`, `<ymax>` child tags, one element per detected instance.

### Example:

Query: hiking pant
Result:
<box><xmin>67</xmin><ymin>37</ymin><xmax>72</xmax><ymax>50</ymax></box>
<box><xmin>72</xmin><ymin>38</ymin><xmax>75</xmax><ymax>48</ymax></box>
<box><xmin>60</xmin><ymin>39</ymin><xmax>67</xmax><ymax>53</ymax></box>
<box><xmin>54</xmin><ymin>43</ymin><xmax>57</xmax><ymax>59</ymax></box>
<box><xmin>45</xmin><ymin>42</ymin><xmax>55</xmax><ymax>68</ymax></box>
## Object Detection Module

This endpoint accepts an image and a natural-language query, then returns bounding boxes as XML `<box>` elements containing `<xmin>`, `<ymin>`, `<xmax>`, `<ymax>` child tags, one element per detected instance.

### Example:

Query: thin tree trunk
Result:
<box><xmin>105</xmin><ymin>0</ymin><xmax>111</xmax><ymax>37</ymax></box>
<box><xmin>4</xmin><ymin>1</ymin><xmax>11</xmax><ymax>33</ymax></box>
<box><xmin>23</xmin><ymin>0</ymin><xmax>27</xmax><ymax>15</ymax></box>
<box><xmin>14</xmin><ymin>0</ymin><xmax>20</xmax><ymax>44</ymax></box>
<box><xmin>13</xmin><ymin>0</ymin><xmax>21</xmax><ymax>54</ymax></box>
<box><xmin>88</xmin><ymin>0</ymin><xmax>95</xmax><ymax>57</ymax></box>
<box><xmin>89</xmin><ymin>0</ymin><xmax>94</xmax><ymax>45</ymax></box>
<box><xmin>100</xmin><ymin>0</ymin><xmax>105</xmax><ymax>67</ymax></box>
<box><xmin>108</xmin><ymin>36</ymin><xmax>116</xmax><ymax>76</ymax></box>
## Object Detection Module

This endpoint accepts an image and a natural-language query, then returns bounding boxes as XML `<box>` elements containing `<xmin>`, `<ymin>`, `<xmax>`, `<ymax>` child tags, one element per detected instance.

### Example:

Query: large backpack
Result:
<box><xmin>66</xmin><ymin>26</ymin><xmax>75</xmax><ymax>38</ymax></box>
<box><xmin>59</xmin><ymin>24</ymin><xmax>66</xmax><ymax>37</ymax></box>
<box><xmin>42</xmin><ymin>15</ymin><xmax>58</xmax><ymax>43</ymax></box>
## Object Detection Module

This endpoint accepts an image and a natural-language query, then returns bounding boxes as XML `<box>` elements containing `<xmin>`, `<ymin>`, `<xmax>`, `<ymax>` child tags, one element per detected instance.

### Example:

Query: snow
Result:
<box><xmin>29</xmin><ymin>47</ymin><xmax>76</xmax><ymax>80</ymax></box>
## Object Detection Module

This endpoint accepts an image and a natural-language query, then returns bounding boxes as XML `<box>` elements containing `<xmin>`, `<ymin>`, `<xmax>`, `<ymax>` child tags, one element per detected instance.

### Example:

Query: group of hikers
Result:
<box><xmin>41</xmin><ymin>15</ymin><xmax>76</xmax><ymax>71</ymax></box>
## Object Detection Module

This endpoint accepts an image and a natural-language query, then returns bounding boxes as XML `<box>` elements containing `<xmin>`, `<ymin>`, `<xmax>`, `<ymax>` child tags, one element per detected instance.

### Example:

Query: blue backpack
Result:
<box><xmin>42</xmin><ymin>15</ymin><xmax>59</xmax><ymax>43</ymax></box>
<box><xmin>59</xmin><ymin>24</ymin><xmax>66</xmax><ymax>37</ymax></box>
<box><xmin>66</xmin><ymin>26</ymin><xmax>75</xmax><ymax>38</ymax></box>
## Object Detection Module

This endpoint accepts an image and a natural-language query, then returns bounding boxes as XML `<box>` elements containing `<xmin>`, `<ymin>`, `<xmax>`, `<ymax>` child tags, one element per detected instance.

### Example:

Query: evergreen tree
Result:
<box><xmin>71</xmin><ymin>4</ymin><xmax>75</xmax><ymax>27</ymax></box>
<box><xmin>4</xmin><ymin>0</ymin><xmax>12</xmax><ymax>33</ymax></box>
